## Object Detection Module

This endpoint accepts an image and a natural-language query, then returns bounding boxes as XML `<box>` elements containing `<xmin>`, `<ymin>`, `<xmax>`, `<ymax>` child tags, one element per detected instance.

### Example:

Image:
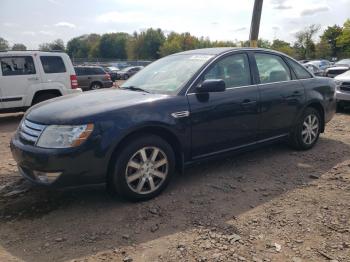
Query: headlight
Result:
<box><xmin>37</xmin><ymin>124</ymin><xmax>94</xmax><ymax>148</ymax></box>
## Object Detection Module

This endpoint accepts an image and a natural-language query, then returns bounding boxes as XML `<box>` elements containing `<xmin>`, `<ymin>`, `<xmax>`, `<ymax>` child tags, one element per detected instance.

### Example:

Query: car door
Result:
<box><xmin>76</xmin><ymin>67</ymin><xmax>90</xmax><ymax>90</ymax></box>
<box><xmin>252</xmin><ymin>52</ymin><xmax>305</xmax><ymax>139</ymax></box>
<box><xmin>187</xmin><ymin>52</ymin><xmax>259</xmax><ymax>158</ymax></box>
<box><xmin>0</xmin><ymin>55</ymin><xmax>40</xmax><ymax>109</ymax></box>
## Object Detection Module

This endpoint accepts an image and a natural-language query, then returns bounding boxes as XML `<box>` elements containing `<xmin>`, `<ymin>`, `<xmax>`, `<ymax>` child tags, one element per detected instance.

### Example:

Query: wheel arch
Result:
<box><xmin>31</xmin><ymin>89</ymin><xmax>62</xmax><ymax>105</ymax></box>
<box><xmin>106</xmin><ymin>125</ymin><xmax>184</xmax><ymax>180</ymax></box>
<box><xmin>304</xmin><ymin>101</ymin><xmax>325</xmax><ymax>133</ymax></box>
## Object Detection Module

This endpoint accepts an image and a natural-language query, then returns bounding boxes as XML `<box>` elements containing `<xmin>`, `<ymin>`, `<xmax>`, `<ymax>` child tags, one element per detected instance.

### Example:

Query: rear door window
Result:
<box><xmin>40</xmin><ymin>56</ymin><xmax>66</xmax><ymax>74</ymax></box>
<box><xmin>254</xmin><ymin>53</ymin><xmax>291</xmax><ymax>84</ymax></box>
<box><xmin>0</xmin><ymin>56</ymin><xmax>36</xmax><ymax>76</ymax></box>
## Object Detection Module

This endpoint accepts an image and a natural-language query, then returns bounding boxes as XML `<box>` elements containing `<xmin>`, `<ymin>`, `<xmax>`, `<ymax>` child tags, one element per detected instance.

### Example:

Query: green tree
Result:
<box><xmin>337</xmin><ymin>19</ymin><xmax>350</xmax><ymax>58</ymax></box>
<box><xmin>131</xmin><ymin>28</ymin><xmax>165</xmax><ymax>59</ymax></box>
<box><xmin>294</xmin><ymin>24</ymin><xmax>320</xmax><ymax>59</ymax></box>
<box><xmin>99</xmin><ymin>33</ymin><xmax>129</xmax><ymax>59</ymax></box>
<box><xmin>320</xmin><ymin>25</ymin><xmax>342</xmax><ymax>57</ymax></box>
<box><xmin>39</xmin><ymin>39</ymin><xmax>65</xmax><ymax>51</ymax></box>
<box><xmin>0</xmin><ymin>37</ymin><xmax>10</xmax><ymax>50</ymax></box>
<box><xmin>12</xmin><ymin>43</ymin><xmax>27</xmax><ymax>51</ymax></box>
<box><xmin>271</xmin><ymin>39</ymin><xmax>294</xmax><ymax>56</ymax></box>
<box><xmin>67</xmin><ymin>34</ymin><xmax>101</xmax><ymax>58</ymax></box>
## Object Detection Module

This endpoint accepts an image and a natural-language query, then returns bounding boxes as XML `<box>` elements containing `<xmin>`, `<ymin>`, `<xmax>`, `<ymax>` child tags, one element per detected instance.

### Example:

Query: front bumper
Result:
<box><xmin>10</xmin><ymin>133</ymin><xmax>106</xmax><ymax>187</ymax></box>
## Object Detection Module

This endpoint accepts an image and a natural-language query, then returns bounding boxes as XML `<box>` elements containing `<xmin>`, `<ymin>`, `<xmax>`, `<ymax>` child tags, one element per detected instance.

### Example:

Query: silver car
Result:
<box><xmin>335</xmin><ymin>70</ymin><xmax>350</xmax><ymax>109</ymax></box>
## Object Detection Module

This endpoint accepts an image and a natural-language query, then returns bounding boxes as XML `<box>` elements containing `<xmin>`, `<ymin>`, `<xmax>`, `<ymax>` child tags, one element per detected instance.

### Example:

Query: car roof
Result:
<box><xmin>173</xmin><ymin>47</ymin><xmax>283</xmax><ymax>56</ymax></box>
<box><xmin>0</xmin><ymin>50</ymin><xmax>66</xmax><ymax>56</ymax></box>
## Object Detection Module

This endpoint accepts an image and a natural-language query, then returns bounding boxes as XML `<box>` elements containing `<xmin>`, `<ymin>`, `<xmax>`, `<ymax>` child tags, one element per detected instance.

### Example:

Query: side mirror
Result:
<box><xmin>196</xmin><ymin>79</ymin><xmax>226</xmax><ymax>93</ymax></box>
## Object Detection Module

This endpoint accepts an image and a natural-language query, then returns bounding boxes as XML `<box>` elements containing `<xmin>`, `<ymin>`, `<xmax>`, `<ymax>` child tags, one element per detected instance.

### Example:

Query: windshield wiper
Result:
<box><xmin>121</xmin><ymin>86</ymin><xmax>149</xmax><ymax>93</ymax></box>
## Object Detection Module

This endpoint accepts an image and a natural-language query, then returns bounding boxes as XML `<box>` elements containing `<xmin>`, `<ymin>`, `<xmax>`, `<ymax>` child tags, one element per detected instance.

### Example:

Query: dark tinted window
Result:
<box><xmin>1</xmin><ymin>56</ymin><xmax>36</xmax><ymax>76</ymax></box>
<box><xmin>40</xmin><ymin>56</ymin><xmax>66</xmax><ymax>73</ymax></box>
<box><xmin>203</xmin><ymin>53</ymin><xmax>251</xmax><ymax>88</ymax></box>
<box><xmin>255</xmin><ymin>53</ymin><xmax>291</xmax><ymax>83</ymax></box>
<box><xmin>86</xmin><ymin>67</ymin><xmax>105</xmax><ymax>75</ymax></box>
<box><xmin>286</xmin><ymin>58</ymin><xmax>312</xmax><ymax>79</ymax></box>
<box><xmin>74</xmin><ymin>67</ymin><xmax>84</xmax><ymax>75</ymax></box>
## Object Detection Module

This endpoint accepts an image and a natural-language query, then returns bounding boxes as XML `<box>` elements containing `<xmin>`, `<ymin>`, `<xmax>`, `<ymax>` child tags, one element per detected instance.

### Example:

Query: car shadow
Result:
<box><xmin>0</xmin><ymin>135</ymin><xmax>349</xmax><ymax>261</ymax></box>
<box><xmin>0</xmin><ymin>113</ymin><xmax>24</xmax><ymax>132</ymax></box>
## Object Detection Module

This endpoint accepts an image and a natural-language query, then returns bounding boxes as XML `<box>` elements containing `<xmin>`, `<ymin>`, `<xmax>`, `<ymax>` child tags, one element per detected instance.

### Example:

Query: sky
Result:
<box><xmin>1</xmin><ymin>0</ymin><xmax>350</xmax><ymax>49</ymax></box>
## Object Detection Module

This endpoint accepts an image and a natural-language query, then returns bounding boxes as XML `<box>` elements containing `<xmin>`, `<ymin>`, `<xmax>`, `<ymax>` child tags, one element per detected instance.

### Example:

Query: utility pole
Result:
<box><xmin>249</xmin><ymin>0</ymin><xmax>263</xmax><ymax>47</ymax></box>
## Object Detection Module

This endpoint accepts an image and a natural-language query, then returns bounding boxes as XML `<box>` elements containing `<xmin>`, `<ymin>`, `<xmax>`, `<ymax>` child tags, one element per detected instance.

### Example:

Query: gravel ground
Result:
<box><xmin>0</xmin><ymin>107</ymin><xmax>349</xmax><ymax>262</ymax></box>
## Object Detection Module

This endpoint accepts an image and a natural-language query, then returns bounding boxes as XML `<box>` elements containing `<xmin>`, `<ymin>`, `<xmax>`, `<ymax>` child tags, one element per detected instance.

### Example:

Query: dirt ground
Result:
<box><xmin>0</xmin><ymin>108</ymin><xmax>349</xmax><ymax>262</ymax></box>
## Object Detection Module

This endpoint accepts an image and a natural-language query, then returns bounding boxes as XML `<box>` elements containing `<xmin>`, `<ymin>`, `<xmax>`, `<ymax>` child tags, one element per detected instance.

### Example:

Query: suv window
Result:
<box><xmin>203</xmin><ymin>53</ymin><xmax>251</xmax><ymax>88</ymax></box>
<box><xmin>0</xmin><ymin>56</ymin><xmax>36</xmax><ymax>76</ymax></box>
<box><xmin>286</xmin><ymin>58</ymin><xmax>313</xmax><ymax>79</ymax></box>
<box><xmin>86</xmin><ymin>67</ymin><xmax>105</xmax><ymax>75</ymax></box>
<box><xmin>74</xmin><ymin>67</ymin><xmax>85</xmax><ymax>75</ymax></box>
<box><xmin>255</xmin><ymin>53</ymin><xmax>291</xmax><ymax>84</ymax></box>
<box><xmin>40</xmin><ymin>56</ymin><xmax>66</xmax><ymax>74</ymax></box>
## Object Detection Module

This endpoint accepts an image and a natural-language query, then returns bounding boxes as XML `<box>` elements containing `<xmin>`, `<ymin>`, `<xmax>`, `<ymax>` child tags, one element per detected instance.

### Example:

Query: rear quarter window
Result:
<box><xmin>40</xmin><ymin>56</ymin><xmax>66</xmax><ymax>74</ymax></box>
<box><xmin>286</xmin><ymin>58</ymin><xmax>313</xmax><ymax>79</ymax></box>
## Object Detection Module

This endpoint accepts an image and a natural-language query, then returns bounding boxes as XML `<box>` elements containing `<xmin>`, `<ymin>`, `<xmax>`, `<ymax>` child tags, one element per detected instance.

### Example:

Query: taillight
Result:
<box><xmin>105</xmin><ymin>73</ymin><xmax>111</xmax><ymax>81</ymax></box>
<box><xmin>70</xmin><ymin>75</ymin><xmax>79</xmax><ymax>89</ymax></box>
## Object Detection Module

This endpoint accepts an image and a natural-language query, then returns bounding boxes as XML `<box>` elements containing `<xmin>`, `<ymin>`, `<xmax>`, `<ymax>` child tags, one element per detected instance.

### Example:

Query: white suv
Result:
<box><xmin>0</xmin><ymin>51</ymin><xmax>81</xmax><ymax>113</ymax></box>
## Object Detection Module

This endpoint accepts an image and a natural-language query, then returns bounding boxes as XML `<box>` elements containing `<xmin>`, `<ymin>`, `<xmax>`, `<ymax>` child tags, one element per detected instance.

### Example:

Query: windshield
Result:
<box><xmin>120</xmin><ymin>54</ymin><xmax>213</xmax><ymax>95</ymax></box>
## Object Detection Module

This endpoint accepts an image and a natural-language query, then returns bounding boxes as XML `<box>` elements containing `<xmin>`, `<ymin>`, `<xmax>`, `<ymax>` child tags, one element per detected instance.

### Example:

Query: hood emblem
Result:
<box><xmin>171</xmin><ymin>111</ymin><xmax>190</xmax><ymax>118</ymax></box>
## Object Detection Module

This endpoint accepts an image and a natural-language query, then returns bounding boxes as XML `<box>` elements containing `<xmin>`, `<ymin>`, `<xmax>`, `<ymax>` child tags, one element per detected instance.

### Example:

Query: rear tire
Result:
<box><xmin>107</xmin><ymin>135</ymin><xmax>175</xmax><ymax>201</ymax></box>
<box><xmin>90</xmin><ymin>82</ymin><xmax>102</xmax><ymax>90</ymax></box>
<box><xmin>32</xmin><ymin>93</ymin><xmax>59</xmax><ymax>105</ymax></box>
<box><xmin>289</xmin><ymin>107</ymin><xmax>321</xmax><ymax>150</ymax></box>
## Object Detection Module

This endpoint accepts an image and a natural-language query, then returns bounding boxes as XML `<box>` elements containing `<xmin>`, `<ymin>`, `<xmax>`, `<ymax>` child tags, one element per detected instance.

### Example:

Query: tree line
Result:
<box><xmin>1</xmin><ymin>18</ymin><xmax>349</xmax><ymax>60</ymax></box>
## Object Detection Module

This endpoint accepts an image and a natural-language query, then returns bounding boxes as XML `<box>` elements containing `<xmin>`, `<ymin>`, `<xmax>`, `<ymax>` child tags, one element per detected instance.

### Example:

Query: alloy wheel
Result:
<box><xmin>125</xmin><ymin>147</ymin><xmax>168</xmax><ymax>194</ymax></box>
<box><xmin>301</xmin><ymin>114</ymin><xmax>319</xmax><ymax>145</ymax></box>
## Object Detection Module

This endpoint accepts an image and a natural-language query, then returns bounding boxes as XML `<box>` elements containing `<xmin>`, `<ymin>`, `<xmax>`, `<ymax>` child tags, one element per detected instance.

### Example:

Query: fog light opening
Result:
<box><xmin>33</xmin><ymin>171</ymin><xmax>62</xmax><ymax>183</ymax></box>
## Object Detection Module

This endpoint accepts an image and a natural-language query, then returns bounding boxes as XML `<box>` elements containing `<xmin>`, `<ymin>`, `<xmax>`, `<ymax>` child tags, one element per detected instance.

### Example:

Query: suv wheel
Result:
<box><xmin>32</xmin><ymin>93</ymin><xmax>59</xmax><ymax>105</ymax></box>
<box><xmin>289</xmin><ymin>107</ymin><xmax>321</xmax><ymax>150</ymax></box>
<box><xmin>107</xmin><ymin>135</ymin><xmax>175</xmax><ymax>201</ymax></box>
<box><xmin>90</xmin><ymin>82</ymin><xmax>102</xmax><ymax>90</ymax></box>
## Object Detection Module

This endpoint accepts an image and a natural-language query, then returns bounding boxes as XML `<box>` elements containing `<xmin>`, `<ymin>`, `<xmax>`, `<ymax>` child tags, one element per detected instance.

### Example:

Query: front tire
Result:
<box><xmin>289</xmin><ymin>107</ymin><xmax>321</xmax><ymax>150</ymax></box>
<box><xmin>107</xmin><ymin>135</ymin><xmax>175</xmax><ymax>201</ymax></box>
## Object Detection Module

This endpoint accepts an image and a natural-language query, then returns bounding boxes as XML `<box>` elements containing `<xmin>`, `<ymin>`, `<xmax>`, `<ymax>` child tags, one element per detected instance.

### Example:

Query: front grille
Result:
<box><xmin>19</xmin><ymin>119</ymin><xmax>46</xmax><ymax>145</ymax></box>
<box><xmin>340</xmin><ymin>82</ymin><xmax>350</xmax><ymax>92</ymax></box>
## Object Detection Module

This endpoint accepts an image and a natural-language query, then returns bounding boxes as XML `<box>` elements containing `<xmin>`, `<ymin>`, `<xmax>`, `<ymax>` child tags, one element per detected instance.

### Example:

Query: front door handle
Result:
<box><xmin>241</xmin><ymin>99</ymin><xmax>257</xmax><ymax>105</ymax></box>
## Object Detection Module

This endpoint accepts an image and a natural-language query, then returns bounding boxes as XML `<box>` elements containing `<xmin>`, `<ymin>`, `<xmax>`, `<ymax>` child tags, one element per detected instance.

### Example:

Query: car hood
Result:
<box><xmin>26</xmin><ymin>89</ymin><xmax>168</xmax><ymax>125</ymax></box>
<box><xmin>328</xmin><ymin>65</ymin><xmax>350</xmax><ymax>70</ymax></box>
<box><xmin>335</xmin><ymin>71</ymin><xmax>350</xmax><ymax>81</ymax></box>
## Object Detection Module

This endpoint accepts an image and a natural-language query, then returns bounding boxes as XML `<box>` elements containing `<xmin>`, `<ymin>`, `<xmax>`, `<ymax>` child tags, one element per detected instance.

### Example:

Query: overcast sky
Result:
<box><xmin>1</xmin><ymin>0</ymin><xmax>350</xmax><ymax>49</ymax></box>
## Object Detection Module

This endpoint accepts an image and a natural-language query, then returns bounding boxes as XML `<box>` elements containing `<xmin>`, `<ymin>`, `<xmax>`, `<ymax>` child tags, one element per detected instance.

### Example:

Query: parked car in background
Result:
<box><xmin>11</xmin><ymin>48</ymin><xmax>336</xmax><ymax>201</ymax></box>
<box><xmin>74</xmin><ymin>66</ymin><xmax>113</xmax><ymax>91</ymax></box>
<box><xmin>306</xmin><ymin>60</ymin><xmax>332</xmax><ymax>70</ymax></box>
<box><xmin>117</xmin><ymin>66</ymin><xmax>144</xmax><ymax>80</ymax></box>
<box><xmin>334</xmin><ymin>70</ymin><xmax>350</xmax><ymax>110</ymax></box>
<box><xmin>0</xmin><ymin>50</ymin><xmax>81</xmax><ymax>113</ymax></box>
<box><xmin>303</xmin><ymin>63</ymin><xmax>324</xmax><ymax>76</ymax></box>
<box><xmin>324</xmin><ymin>59</ymin><xmax>350</xmax><ymax>78</ymax></box>
<box><xmin>102</xmin><ymin>66</ymin><xmax>120</xmax><ymax>82</ymax></box>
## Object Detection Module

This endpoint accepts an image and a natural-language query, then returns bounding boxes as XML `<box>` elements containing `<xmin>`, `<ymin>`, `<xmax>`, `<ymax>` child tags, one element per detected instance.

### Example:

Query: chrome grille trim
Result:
<box><xmin>19</xmin><ymin>119</ymin><xmax>46</xmax><ymax>144</ymax></box>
